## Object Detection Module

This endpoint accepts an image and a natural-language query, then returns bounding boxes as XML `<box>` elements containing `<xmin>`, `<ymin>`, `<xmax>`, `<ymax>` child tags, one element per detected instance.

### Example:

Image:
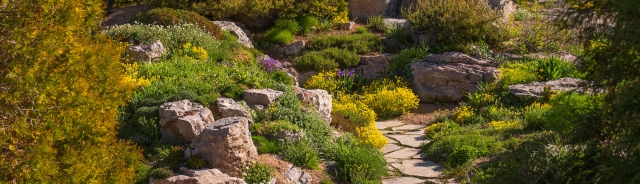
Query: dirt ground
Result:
<box><xmin>397</xmin><ymin>103</ymin><xmax>459</xmax><ymax>125</ymax></box>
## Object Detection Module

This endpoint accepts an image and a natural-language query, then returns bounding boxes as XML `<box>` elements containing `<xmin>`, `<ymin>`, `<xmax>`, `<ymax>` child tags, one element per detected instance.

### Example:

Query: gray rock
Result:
<box><xmin>268</xmin><ymin>40</ymin><xmax>305</xmax><ymax>57</ymax></box>
<box><xmin>382</xmin><ymin>177</ymin><xmax>426</xmax><ymax>184</ymax></box>
<box><xmin>127</xmin><ymin>40</ymin><xmax>166</xmax><ymax>63</ymax></box>
<box><xmin>215</xmin><ymin>98</ymin><xmax>253</xmax><ymax>124</ymax></box>
<box><xmin>149</xmin><ymin>167</ymin><xmax>246</xmax><ymax>184</ymax></box>
<box><xmin>507</xmin><ymin>78</ymin><xmax>597</xmax><ymax>98</ymax></box>
<box><xmin>185</xmin><ymin>117</ymin><xmax>257</xmax><ymax>177</ymax></box>
<box><xmin>392</xmin><ymin>159</ymin><xmax>444</xmax><ymax>178</ymax></box>
<box><xmin>387</xmin><ymin>134</ymin><xmax>428</xmax><ymax>148</ymax></box>
<box><xmin>212</xmin><ymin>21</ymin><xmax>254</xmax><ymax>48</ymax></box>
<box><xmin>411</xmin><ymin>52</ymin><xmax>499</xmax><ymax>102</ymax></box>
<box><xmin>159</xmin><ymin>100</ymin><xmax>214</xmax><ymax>144</ymax></box>
<box><xmin>283</xmin><ymin>164</ymin><xmax>312</xmax><ymax>184</ymax></box>
<box><xmin>296</xmin><ymin>71</ymin><xmax>318</xmax><ymax>87</ymax></box>
<box><xmin>294</xmin><ymin>87</ymin><xmax>332</xmax><ymax>123</ymax></box>
<box><xmin>391</xmin><ymin>124</ymin><xmax>423</xmax><ymax>131</ymax></box>
<box><xmin>385</xmin><ymin>148</ymin><xmax>421</xmax><ymax>159</ymax></box>
<box><xmin>383</xmin><ymin>18</ymin><xmax>410</xmax><ymax>30</ymax></box>
<box><xmin>489</xmin><ymin>0</ymin><xmax>517</xmax><ymax>21</ymax></box>
<box><xmin>244</xmin><ymin>89</ymin><xmax>284</xmax><ymax>107</ymax></box>
<box><xmin>355</xmin><ymin>53</ymin><xmax>393</xmax><ymax>80</ymax></box>
<box><xmin>339</xmin><ymin>21</ymin><xmax>356</xmax><ymax>30</ymax></box>
<box><xmin>383</xmin><ymin>144</ymin><xmax>403</xmax><ymax>154</ymax></box>
<box><xmin>349</xmin><ymin>0</ymin><xmax>396</xmax><ymax>20</ymax></box>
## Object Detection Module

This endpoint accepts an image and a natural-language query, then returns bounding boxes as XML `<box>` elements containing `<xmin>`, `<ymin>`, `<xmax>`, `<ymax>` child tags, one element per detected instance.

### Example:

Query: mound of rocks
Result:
<box><xmin>159</xmin><ymin>100</ymin><xmax>214</xmax><ymax>144</ymax></box>
<box><xmin>411</xmin><ymin>52</ymin><xmax>499</xmax><ymax>102</ymax></box>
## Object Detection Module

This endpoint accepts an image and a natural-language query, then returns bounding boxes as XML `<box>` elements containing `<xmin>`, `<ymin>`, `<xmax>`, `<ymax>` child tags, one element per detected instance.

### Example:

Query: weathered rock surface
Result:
<box><xmin>339</xmin><ymin>21</ymin><xmax>356</xmax><ymax>30</ymax></box>
<box><xmin>159</xmin><ymin>100</ymin><xmax>214</xmax><ymax>144</ymax></box>
<box><xmin>296</xmin><ymin>71</ymin><xmax>318</xmax><ymax>87</ymax></box>
<box><xmin>387</xmin><ymin>134</ymin><xmax>428</xmax><ymax>148</ymax></box>
<box><xmin>294</xmin><ymin>87</ymin><xmax>332</xmax><ymax>123</ymax></box>
<box><xmin>383</xmin><ymin>144</ymin><xmax>403</xmax><ymax>154</ymax></box>
<box><xmin>411</xmin><ymin>52</ymin><xmax>499</xmax><ymax>102</ymax></box>
<box><xmin>392</xmin><ymin>160</ymin><xmax>444</xmax><ymax>178</ymax></box>
<box><xmin>507</xmin><ymin>78</ymin><xmax>596</xmax><ymax>98</ymax></box>
<box><xmin>244</xmin><ymin>89</ymin><xmax>284</xmax><ymax>107</ymax></box>
<box><xmin>127</xmin><ymin>40</ymin><xmax>166</xmax><ymax>63</ymax></box>
<box><xmin>383</xmin><ymin>18</ymin><xmax>410</xmax><ymax>29</ymax></box>
<box><xmin>355</xmin><ymin>54</ymin><xmax>393</xmax><ymax>80</ymax></box>
<box><xmin>185</xmin><ymin>117</ymin><xmax>257</xmax><ymax>177</ymax></box>
<box><xmin>348</xmin><ymin>0</ymin><xmax>398</xmax><ymax>20</ymax></box>
<box><xmin>149</xmin><ymin>167</ymin><xmax>246</xmax><ymax>184</ymax></box>
<box><xmin>284</xmin><ymin>164</ymin><xmax>313</xmax><ymax>184</ymax></box>
<box><xmin>212</xmin><ymin>21</ymin><xmax>254</xmax><ymax>48</ymax></box>
<box><xmin>215</xmin><ymin>98</ymin><xmax>253</xmax><ymax>124</ymax></box>
<box><xmin>376</xmin><ymin>120</ymin><xmax>404</xmax><ymax>130</ymax></box>
<box><xmin>382</xmin><ymin>177</ymin><xmax>426</xmax><ymax>184</ymax></box>
<box><xmin>268</xmin><ymin>40</ymin><xmax>305</xmax><ymax>56</ymax></box>
<box><xmin>489</xmin><ymin>0</ymin><xmax>517</xmax><ymax>21</ymax></box>
<box><xmin>385</xmin><ymin>148</ymin><xmax>421</xmax><ymax>159</ymax></box>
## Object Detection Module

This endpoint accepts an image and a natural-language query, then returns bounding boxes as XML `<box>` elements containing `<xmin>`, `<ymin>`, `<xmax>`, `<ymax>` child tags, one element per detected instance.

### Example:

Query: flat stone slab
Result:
<box><xmin>385</xmin><ymin>148</ymin><xmax>420</xmax><ymax>159</ymax></box>
<box><xmin>412</xmin><ymin>153</ymin><xmax>425</xmax><ymax>159</ymax></box>
<box><xmin>392</xmin><ymin>124</ymin><xmax>424</xmax><ymax>131</ymax></box>
<box><xmin>392</xmin><ymin>159</ymin><xmax>444</xmax><ymax>178</ymax></box>
<box><xmin>405</xmin><ymin>129</ymin><xmax>425</xmax><ymax>135</ymax></box>
<box><xmin>376</xmin><ymin>120</ymin><xmax>405</xmax><ymax>130</ymax></box>
<box><xmin>387</xmin><ymin>134</ymin><xmax>429</xmax><ymax>148</ymax></box>
<box><xmin>383</xmin><ymin>144</ymin><xmax>403</xmax><ymax>154</ymax></box>
<box><xmin>385</xmin><ymin>136</ymin><xmax>398</xmax><ymax>144</ymax></box>
<box><xmin>385</xmin><ymin>158</ymin><xmax>398</xmax><ymax>163</ymax></box>
<box><xmin>382</xmin><ymin>177</ymin><xmax>427</xmax><ymax>184</ymax></box>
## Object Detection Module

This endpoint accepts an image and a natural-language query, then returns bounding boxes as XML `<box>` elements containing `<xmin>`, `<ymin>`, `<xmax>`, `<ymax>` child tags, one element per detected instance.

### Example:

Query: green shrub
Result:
<box><xmin>534</xmin><ymin>57</ymin><xmax>577</xmax><ymax>81</ymax></box>
<box><xmin>523</xmin><ymin>102</ymin><xmax>550</xmax><ymax>130</ymax></box>
<box><xmin>498</xmin><ymin>61</ymin><xmax>538</xmax><ymax>89</ymax></box>
<box><xmin>367</xmin><ymin>15</ymin><xmax>386</xmax><ymax>31</ymax></box>
<box><xmin>387</xmin><ymin>47</ymin><xmax>429</xmax><ymax>76</ymax></box>
<box><xmin>424</xmin><ymin>119</ymin><xmax>461</xmax><ymax>139</ymax></box>
<box><xmin>280</xmin><ymin>139</ymin><xmax>319</xmax><ymax>169</ymax></box>
<box><xmin>405</xmin><ymin>0</ymin><xmax>509</xmax><ymax>50</ymax></box>
<box><xmin>358</xmin><ymin>77</ymin><xmax>420</xmax><ymax>119</ymax></box>
<box><xmin>187</xmin><ymin>154</ymin><xmax>208</xmax><ymax>169</ymax></box>
<box><xmin>308</xmin><ymin>33</ymin><xmax>382</xmax><ymax>54</ymax></box>
<box><xmin>542</xmin><ymin>93</ymin><xmax>597</xmax><ymax>136</ymax></box>
<box><xmin>263</xmin><ymin>120</ymin><xmax>301</xmax><ymax>136</ymax></box>
<box><xmin>263</xmin><ymin>28</ymin><xmax>295</xmax><ymax>44</ymax></box>
<box><xmin>328</xmin><ymin>135</ymin><xmax>387</xmax><ymax>183</ymax></box>
<box><xmin>139</xmin><ymin>8</ymin><xmax>223</xmax><ymax>39</ymax></box>
<box><xmin>164</xmin><ymin>146</ymin><xmax>185</xmax><ymax>165</ymax></box>
<box><xmin>513</xmin><ymin>17</ymin><xmax>572</xmax><ymax>54</ymax></box>
<box><xmin>252</xmin><ymin>135</ymin><xmax>280</xmax><ymax>154</ymax></box>
<box><xmin>105</xmin><ymin>23</ymin><xmax>219</xmax><ymax>55</ymax></box>
<box><xmin>149</xmin><ymin>167</ymin><xmax>174</xmax><ymax>179</ymax></box>
<box><xmin>243</xmin><ymin>162</ymin><xmax>275</xmax><ymax>184</ymax></box>
<box><xmin>135</xmin><ymin>163</ymin><xmax>152</xmax><ymax>184</ymax></box>
<box><xmin>298</xmin><ymin>15</ymin><xmax>319</xmax><ymax>34</ymax></box>
<box><xmin>274</xmin><ymin>19</ymin><xmax>301</xmax><ymax>34</ymax></box>
<box><xmin>513</xmin><ymin>8</ymin><xmax>533</xmax><ymax>21</ymax></box>
<box><xmin>294</xmin><ymin>48</ymin><xmax>360</xmax><ymax>71</ymax></box>
<box><xmin>421</xmin><ymin>134</ymin><xmax>504</xmax><ymax>167</ymax></box>
<box><xmin>356</xmin><ymin>27</ymin><xmax>369</xmax><ymax>34</ymax></box>
<box><xmin>464</xmin><ymin>83</ymin><xmax>498</xmax><ymax>109</ymax></box>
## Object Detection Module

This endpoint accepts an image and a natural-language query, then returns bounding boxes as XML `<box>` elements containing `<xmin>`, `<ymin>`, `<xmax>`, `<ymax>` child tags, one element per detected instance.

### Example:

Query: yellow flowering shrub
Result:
<box><xmin>123</xmin><ymin>62</ymin><xmax>153</xmax><ymax>88</ymax></box>
<box><xmin>180</xmin><ymin>43</ymin><xmax>208</xmax><ymax>61</ymax></box>
<box><xmin>498</xmin><ymin>62</ymin><xmax>538</xmax><ymax>89</ymax></box>
<box><xmin>304</xmin><ymin>70</ymin><xmax>348</xmax><ymax>97</ymax></box>
<box><xmin>360</xmin><ymin>77</ymin><xmax>419</xmax><ymax>119</ymax></box>
<box><xmin>332</xmin><ymin>99</ymin><xmax>387</xmax><ymax>149</ymax></box>
<box><xmin>424</xmin><ymin>120</ymin><xmax>460</xmax><ymax>139</ymax></box>
<box><xmin>355</xmin><ymin>124</ymin><xmax>388</xmax><ymax>149</ymax></box>
<box><xmin>452</xmin><ymin>105</ymin><xmax>475</xmax><ymax>123</ymax></box>
<box><xmin>490</xmin><ymin>120</ymin><xmax>520</xmax><ymax>131</ymax></box>
<box><xmin>332</xmin><ymin>10</ymin><xmax>350</xmax><ymax>24</ymax></box>
<box><xmin>332</xmin><ymin>100</ymin><xmax>376</xmax><ymax>126</ymax></box>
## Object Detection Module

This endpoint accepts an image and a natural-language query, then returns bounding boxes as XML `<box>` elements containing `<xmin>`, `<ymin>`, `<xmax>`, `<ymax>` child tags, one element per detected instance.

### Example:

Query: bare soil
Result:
<box><xmin>398</xmin><ymin>103</ymin><xmax>458</xmax><ymax>125</ymax></box>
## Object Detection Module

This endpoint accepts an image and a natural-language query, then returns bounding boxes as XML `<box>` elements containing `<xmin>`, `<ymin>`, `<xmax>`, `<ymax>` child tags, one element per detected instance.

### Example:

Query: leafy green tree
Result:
<box><xmin>0</xmin><ymin>0</ymin><xmax>143</xmax><ymax>182</ymax></box>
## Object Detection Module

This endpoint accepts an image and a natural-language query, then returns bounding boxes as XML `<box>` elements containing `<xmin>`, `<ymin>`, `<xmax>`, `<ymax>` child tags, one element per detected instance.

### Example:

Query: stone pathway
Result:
<box><xmin>378</xmin><ymin>120</ymin><xmax>456</xmax><ymax>183</ymax></box>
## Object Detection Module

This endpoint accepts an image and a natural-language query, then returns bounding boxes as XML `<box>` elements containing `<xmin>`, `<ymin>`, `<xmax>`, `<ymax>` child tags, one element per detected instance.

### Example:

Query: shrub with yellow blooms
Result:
<box><xmin>452</xmin><ymin>105</ymin><xmax>476</xmax><ymax>123</ymax></box>
<box><xmin>360</xmin><ymin>77</ymin><xmax>419</xmax><ymax>119</ymax></box>
<box><xmin>332</xmin><ymin>99</ymin><xmax>387</xmax><ymax>149</ymax></box>
<box><xmin>489</xmin><ymin>120</ymin><xmax>520</xmax><ymax>131</ymax></box>
<box><xmin>180</xmin><ymin>43</ymin><xmax>209</xmax><ymax>61</ymax></box>
<box><xmin>424</xmin><ymin>120</ymin><xmax>460</xmax><ymax>139</ymax></box>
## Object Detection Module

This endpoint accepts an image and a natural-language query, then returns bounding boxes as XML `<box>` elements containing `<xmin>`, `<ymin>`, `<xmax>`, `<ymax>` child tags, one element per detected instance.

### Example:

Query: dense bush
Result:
<box><xmin>367</xmin><ymin>15</ymin><xmax>386</xmax><ymax>32</ymax></box>
<box><xmin>252</xmin><ymin>135</ymin><xmax>280</xmax><ymax>154</ymax></box>
<box><xmin>262</xmin><ymin>120</ymin><xmax>301</xmax><ymax>137</ymax></box>
<box><xmin>523</xmin><ymin>102</ymin><xmax>550</xmax><ymax>130</ymax></box>
<box><xmin>327</xmin><ymin>135</ymin><xmax>387</xmax><ymax>183</ymax></box>
<box><xmin>280</xmin><ymin>139</ymin><xmax>319</xmax><ymax>169</ymax></box>
<box><xmin>421</xmin><ymin>134</ymin><xmax>504</xmax><ymax>167</ymax></box>
<box><xmin>534</xmin><ymin>57</ymin><xmax>577</xmax><ymax>81</ymax></box>
<box><xmin>387</xmin><ymin>47</ymin><xmax>429</xmax><ymax>76</ymax></box>
<box><xmin>498</xmin><ymin>61</ymin><xmax>538</xmax><ymax>89</ymax></box>
<box><xmin>308</xmin><ymin>33</ymin><xmax>382</xmax><ymax>54</ymax></box>
<box><xmin>294</xmin><ymin>48</ymin><xmax>360</xmax><ymax>71</ymax></box>
<box><xmin>262</xmin><ymin>28</ymin><xmax>295</xmax><ymax>45</ymax></box>
<box><xmin>243</xmin><ymin>162</ymin><xmax>275</xmax><ymax>184</ymax></box>
<box><xmin>274</xmin><ymin>19</ymin><xmax>301</xmax><ymax>34</ymax></box>
<box><xmin>424</xmin><ymin>119</ymin><xmax>461</xmax><ymax>139</ymax></box>
<box><xmin>149</xmin><ymin>167</ymin><xmax>174</xmax><ymax>179</ymax></box>
<box><xmin>139</xmin><ymin>8</ymin><xmax>223</xmax><ymax>39</ymax></box>
<box><xmin>405</xmin><ymin>0</ymin><xmax>509</xmax><ymax>50</ymax></box>
<box><xmin>305</xmin><ymin>69</ymin><xmax>361</xmax><ymax>96</ymax></box>
<box><xmin>0</xmin><ymin>0</ymin><xmax>144</xmax><ymax>182</ymax></box>
<box><xmin>332</xmin><ymin>100</ymin><xmax>387</xmax><ymax>149</ymax></box>
<box><xmin>298</xmin><ymin>15</ymin><xmax>319</xmax><ymax>34</ymax></box>
<box><xmin>187</xmin><ymin>154</ymin><xmax>209</xmax><ymax>169</ymax></box>
<box><xmin>359</xmin><ymin>77</ymin><xmax>420</xmax><ymax>119</ymax></box>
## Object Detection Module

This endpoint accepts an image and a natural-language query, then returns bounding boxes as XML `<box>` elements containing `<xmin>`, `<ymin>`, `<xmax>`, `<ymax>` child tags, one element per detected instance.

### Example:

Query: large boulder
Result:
<box><xmin>488</xmin><ymin>0</ymin><xmax>517</xmax><ymax>21</ymax></box>
<box><xmin>127</xmin><ymin>40</ymin><xmax>166</xmax><ymax>63</ymax></box>
<box><xmin>296</xmin><ymin>71</ymin><xmax>319</xmax><ymax>88</ymax></box>
<box><xmin>507</xmin><ymin>78</ymin><xmax>598</xmax><ymax>98</ymax></box>
<box><xmin>284</xmin><ymin>164</ymin><xmax>312</xmax><ymax>184</ymax></box>
<box><xmin>212</xmin><ymin>21</ymin><xmax>254</xmax><ymax>48</ymax></box>
<box><xmin>215</xmin><ymin>98</ymin><xmax>254</xmax><ymax>124</ymax></box>
<box><xmin>149</xmin><ymin>167</ymin><xmax>246</xmax><ymax>184</ymax></box>
<box><xmin>185</xmin><ymin>117</ymin><xmax>257</xmax><ymax>177</ymax></box>
<box><xmin>294</xmin><ymin>87</ymin><xmax>332</xmax><ymax>123</ymax></box>
<box><xmin>159</xmin><ymin>100</ymin><xmax>214</xmax><ymax>144</ymax></box>
<box><xmin>355</xmin><ymin>53</ymin><xmax>393</xmax><ymax>80</ymax></box>
<box><xmin>411</xmin><ymin>52</ymin><xmax>499</xmax><ymax>102</ymax></box>
<box><xmin>244</xmin><ymin>89</ymin><xmax>284</xmax><ymax>107</ymax></box>
<box><xmin>349</xmin><ymin>0</ymin><xmax>399</xmax><ymax>20</ymax></box>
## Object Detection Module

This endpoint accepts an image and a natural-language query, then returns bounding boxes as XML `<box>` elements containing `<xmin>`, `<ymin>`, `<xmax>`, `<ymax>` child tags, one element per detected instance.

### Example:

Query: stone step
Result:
<box><xmin>387</xmin><ymin>134</ymin><xmax>429</xmax><ymax>148</ymax></box>
<box><xmin>385</xmin><ymin>148</ymin><xmax>420</xmax><ymax>159</ymax></box>
<box><xmin>392</xmin><ymin>124</ymin><xmax>424</xmax><ymax>131</ymax></box>
<box><xmin>392</xmin><ymin>159</ymin><xmax>444</xmax><ymax>178</ymax></box>
<box><xmin>376</xmin><ymin>120</ymin><xmax>405</xmax><ymax>130</ymax></box>
<box><xmin>383</xmin><ymin>144</ymin><xmax>403</xmax><ymax>154</ymax></box>
<box><xmin>382</xmin><ymin>177</ymin><xmax>427</xmax><ymax>184</ymax></box>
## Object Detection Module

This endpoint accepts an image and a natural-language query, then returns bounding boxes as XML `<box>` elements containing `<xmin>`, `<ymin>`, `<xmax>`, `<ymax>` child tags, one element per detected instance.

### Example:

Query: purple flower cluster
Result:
<box><xmin>261</xmin><ymin>57</ymin><xmax>283</xmax><ymax>72</ymax></box>
<box><xmin>337</xmin><ymin>68</ymin><xmax>355</xmax><ymax>77</ymax></box>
